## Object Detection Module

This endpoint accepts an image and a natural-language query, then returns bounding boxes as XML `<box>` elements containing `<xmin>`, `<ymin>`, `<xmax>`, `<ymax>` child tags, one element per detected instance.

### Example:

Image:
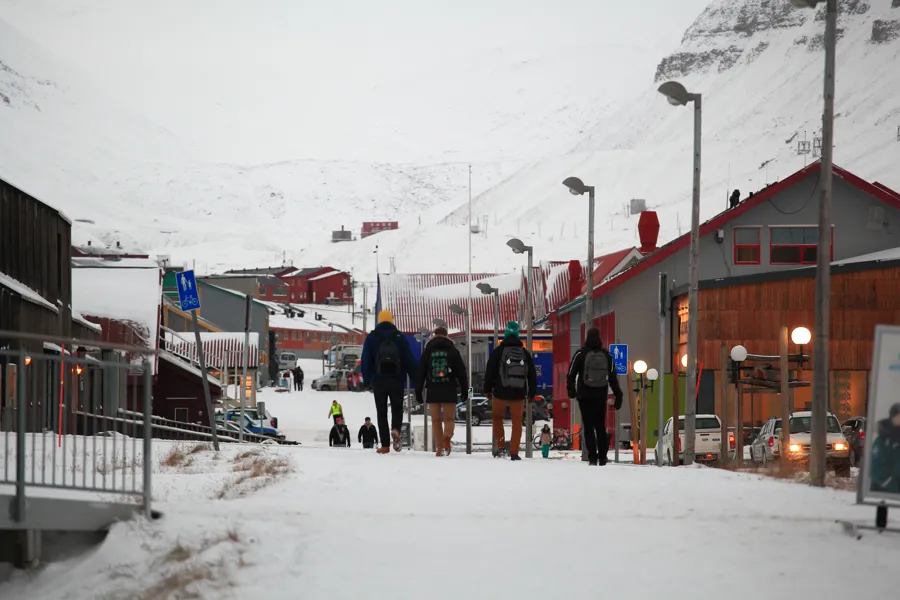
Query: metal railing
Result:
<box><xmin>0</xmin><ymin>330</ymin><xmax>154</xmax><ymax>523</ymax></box>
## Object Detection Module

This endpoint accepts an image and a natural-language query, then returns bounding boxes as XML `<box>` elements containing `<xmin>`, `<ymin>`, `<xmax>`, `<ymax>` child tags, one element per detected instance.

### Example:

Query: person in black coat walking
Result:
<box><xmin>415</xmin><ymin>326</ymin><xmax>469</xmax><ymax>456</ymax></box>
<box><xmin>358</xmin><ymin>417</ymin><xmax>379</xmax><ymax>449</ymax></box>
<box><xmin>329</xmin><ymin>417</ymin><xmax>351</xmax><ymax>447</ymax></box>
<box><xmin>292</xmin><ymin>365</ymin><xmax>304</xmax><ymax>391</ymax></box>
<box><xmin>566</xmin><ymin>327</ymin><xmax>624</xmax><ymax>466</ymax></box>
<box><xmin>483</xmin><ymin>321</ymin><xmax>537</xmax><ymax>461</ymax></box>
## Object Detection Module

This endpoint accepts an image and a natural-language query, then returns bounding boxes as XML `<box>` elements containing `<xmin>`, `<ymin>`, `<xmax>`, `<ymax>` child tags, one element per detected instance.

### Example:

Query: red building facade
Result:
<box><xmin>276</xmin><ymin>267</ymin><xmax>351</xmax><ymax>304</ymax></box>
<box><xmin>361</xmin><ymin>221</ymin><xmax>398</xmax><ymax>238</ymax></box>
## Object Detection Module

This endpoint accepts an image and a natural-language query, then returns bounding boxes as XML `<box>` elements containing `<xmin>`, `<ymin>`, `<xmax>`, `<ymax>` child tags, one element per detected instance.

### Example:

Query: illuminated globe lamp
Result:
<box><xmin>681</xmin><ymin>353</ymin><xmax>688</xmax><ymax>369</ymax></box>
<box><xmin>791</xmin><ymin>326</ymin><xmax>811</xmax><ymax>367</ymax></box>
<box><xmin>633</xmin><ymin>360</ymin><xmax>648</xmax><ymax>375</ymax></box>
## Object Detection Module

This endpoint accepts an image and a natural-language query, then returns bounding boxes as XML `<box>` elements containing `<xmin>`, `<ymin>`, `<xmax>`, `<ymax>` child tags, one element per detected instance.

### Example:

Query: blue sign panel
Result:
<box><xmin>609</xmin><ymin>344</ymin><xmax>628</xmax><ymax>375</ymax></box>
<box><xmin>176</xmin><ymin>270</ymin><xmax>201</xmax><ymax>312</ymax></box>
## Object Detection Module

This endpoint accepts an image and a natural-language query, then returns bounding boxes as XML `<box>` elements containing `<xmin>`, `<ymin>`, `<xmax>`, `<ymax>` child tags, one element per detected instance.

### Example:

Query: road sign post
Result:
<box><xmin>609</xmin><ymin>344</ymin><xmax>628</xmax><ymax>463</ymax></box>
<box><xmin>177</xmin><ymin>270</ymin><xmax>219</xmax><ymax>451</ymax></box>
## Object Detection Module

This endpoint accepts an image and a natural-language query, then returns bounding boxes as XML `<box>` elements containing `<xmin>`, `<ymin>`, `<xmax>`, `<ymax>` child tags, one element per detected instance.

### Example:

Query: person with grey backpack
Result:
<box><xmin>483</xmin><ymin>321</ymin><xmax>537</xmax><ymax>461</ymax></box>
<box><xmin>566</xmin><ymin>327</ymin><xmax>624</xmax><ymax>466</ymax></box>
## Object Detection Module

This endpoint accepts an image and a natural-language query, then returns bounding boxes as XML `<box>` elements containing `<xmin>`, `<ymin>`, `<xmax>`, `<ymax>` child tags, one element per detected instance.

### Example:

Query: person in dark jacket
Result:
<box><xmin>292</xmin><ymin>365</ymin><xmax>304</xmax><ymax>391</ymax></box>
<box><xmin>483</xmin><ymin>321</ymin><xmax>537</xmax><ymax>461</ymax></box>
<box><xmin>871</xmin><ymin>403</ymin><xmax>900</xmax><ymax>493</ymax></box>
<box><xmin>416</xmin><ymin>326</ymin><xmax>469</xmax><ymax>456</ymax></box>
<box><xmin>358</xmin><ymin>417</ymin><xmax>379</xmax><ymax>449</ymax></box>
<box><xmin>566</xmin><ymin>327</ymin><xmax>624</xmax><ymax>466</ymax></box>
<box><xmin>329</xmin><ymin>417</ymin><xmax>351</xmax><ymax>447</ymax></box>
<box><xmin>361</xmin><ymin>310</ymin><xmax>418</xmax><ymax>454</ymax></box>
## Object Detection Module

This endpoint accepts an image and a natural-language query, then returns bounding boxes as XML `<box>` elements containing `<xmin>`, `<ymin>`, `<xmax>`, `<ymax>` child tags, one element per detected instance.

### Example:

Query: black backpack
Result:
<box><xmin>428</xmin><ymin>350</ymin><xmax>451</xmax><ymax>384</ymax></box>
<box><xmin>376</xmin><ymin>333</ymin><xmax>402</xmax><ymax>376</ymax></box>
<box><xmin>582</xmin><ymin>350</ymin><xmax>610</xmax><ymax>388</ymax></box>
<box><xmin>499</xmin><ymin>346</ymin><xmax>527</xmax><ymax>390</ymax></box>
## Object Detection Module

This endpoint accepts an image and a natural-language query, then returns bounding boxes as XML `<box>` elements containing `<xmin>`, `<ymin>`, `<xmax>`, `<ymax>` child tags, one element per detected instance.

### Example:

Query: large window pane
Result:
<box><xmin>771</xmin><ymin>227</ymin><xmax>816</xmax><ymax>245</ymax></box>
<box><xmin>735</xmin><ymin>247</ymin><xmax>759</xmax><ymax>263</ymax></box>
<box><xmin>771</xmin><ymin>246</ymin><xmax>802</xmax><ymax>264</ymax></box>
<box><xmin>734</xmin><ymin>227</ymin><xmax>759</xmax><ymax>244</ymax></box>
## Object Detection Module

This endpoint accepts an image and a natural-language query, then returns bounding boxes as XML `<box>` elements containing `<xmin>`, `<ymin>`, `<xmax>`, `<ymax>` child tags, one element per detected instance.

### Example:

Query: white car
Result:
<box><xmin>749</xmin><ymin>411</ymin><xmax>851</xmax><ymax>476</ymax></box>
<box><xmin>657</xmin><ymin>414</ymin><xmax>734</xmax><ymax>465</ymax></box>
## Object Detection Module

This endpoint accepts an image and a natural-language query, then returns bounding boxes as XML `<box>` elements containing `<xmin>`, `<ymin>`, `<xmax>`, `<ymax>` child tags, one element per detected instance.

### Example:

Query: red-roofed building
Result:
<box><xmin>361</xmin><ymin>221</ymin><xmax>398</xmax><ymax>238</ymax></box>
<box><xmin>545</xmin><ymin>162</ymin><xmax>900</xmax><ymax>443</ymax></box>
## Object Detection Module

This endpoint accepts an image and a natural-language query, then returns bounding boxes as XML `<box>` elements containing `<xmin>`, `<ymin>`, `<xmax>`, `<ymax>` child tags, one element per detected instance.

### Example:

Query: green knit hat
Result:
<box><xmin>504</xmin><ymin>321</ymin><xmax>520</xmax><ymax>338</ymax></box>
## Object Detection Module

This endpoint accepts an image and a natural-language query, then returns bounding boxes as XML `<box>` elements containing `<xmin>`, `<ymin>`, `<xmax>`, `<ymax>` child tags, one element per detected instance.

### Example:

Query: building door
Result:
<box><xmin>174</xmin><ymin>407</ymin><xmax>189</xmax><ymax>423</ymax></box>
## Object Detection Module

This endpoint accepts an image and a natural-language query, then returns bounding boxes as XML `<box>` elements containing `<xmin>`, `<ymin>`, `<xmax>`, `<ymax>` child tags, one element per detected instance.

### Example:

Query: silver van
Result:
<box><xmin>277</xmin><ymin>351</ymin><xmax>298</xmax><ymax>371</ymax></box>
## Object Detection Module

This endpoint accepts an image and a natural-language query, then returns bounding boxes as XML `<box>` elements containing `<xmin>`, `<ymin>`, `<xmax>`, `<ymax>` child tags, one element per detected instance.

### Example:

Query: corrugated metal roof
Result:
<box><xmin>378</xmin><ymin>272</ymin><xmax>526</xmax><ymax>333</ymax></box>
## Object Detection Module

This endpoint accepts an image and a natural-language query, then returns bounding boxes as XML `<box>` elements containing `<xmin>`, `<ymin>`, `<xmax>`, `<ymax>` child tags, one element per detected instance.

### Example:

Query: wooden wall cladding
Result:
<box><xmin>678</xmin><ymin>266</ymin><xmax>900</xmax><ymax>370</ymax></box>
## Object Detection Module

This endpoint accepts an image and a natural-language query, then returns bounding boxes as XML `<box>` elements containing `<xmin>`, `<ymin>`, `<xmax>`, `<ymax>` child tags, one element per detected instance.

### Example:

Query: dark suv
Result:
<box><xmin>456</xmin><ymin>396</ymin><xmax>551</xmax><ymax>426</ymax></box>
<box><xmin>841</xmin><ymin>416</ymin><xmax>867</xmax><ymax>466</ymax></box>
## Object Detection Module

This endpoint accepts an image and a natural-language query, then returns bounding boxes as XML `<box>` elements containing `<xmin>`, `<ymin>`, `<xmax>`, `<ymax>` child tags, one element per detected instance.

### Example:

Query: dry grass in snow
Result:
<box><xmin>216</xmin><ymin>449</ymin><xmax>293</xmax><ymax>500</ymax></box>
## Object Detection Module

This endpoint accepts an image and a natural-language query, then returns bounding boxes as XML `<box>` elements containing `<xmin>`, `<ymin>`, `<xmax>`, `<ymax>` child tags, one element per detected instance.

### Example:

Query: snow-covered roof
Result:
<box><xmin>163</xmin><ymin>331</ymin><xmax>260</xmax><ymax>368</ymax></box>
<box><xmin>158</xmin><ymin>350</ymin><xmax>224</xmax><ymax>389</ymax></box>
<box><xmin>72</xmin><ymin>257</ymin><xmax>162</xmax><ymax>372</ymax></box>
<box><xmin>309</xmin><ymin>270</ymin><xmax>342</xmax><ymax>282</ymax></box>
<box><xmin>72</xmin><ymin>307</ymin><xmax>103</xmax><ymax>333</ymax></box>
<box><xmin>832</xmin><ymin>246</ymin><xmax>900</xmax><ymax>267</ymax></box>
<box><xmin>0</xmin><ymin>271</ymin><xmax>59</xmax><ymax>313</ymax></box>
<box><xmin>378</xmin><ymin>272</ymin><xmax>526</xmax><ymax>333</ymax></box>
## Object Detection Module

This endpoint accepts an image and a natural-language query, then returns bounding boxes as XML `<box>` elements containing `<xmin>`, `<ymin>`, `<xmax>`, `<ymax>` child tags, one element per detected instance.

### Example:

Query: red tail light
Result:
<box><xmin>767</xmin><ymin>436</ymin><xmax>774</xmax><ymax>447</ymax></box>
<box><xmin>729</xmin><ymin>433</ymin><xmax>735</xmax><ymax>449</ymax></box>
<box><xmin>859</xmin><ymin>430</ymin><xmax>865</xmax><ymax>440</ymax></box>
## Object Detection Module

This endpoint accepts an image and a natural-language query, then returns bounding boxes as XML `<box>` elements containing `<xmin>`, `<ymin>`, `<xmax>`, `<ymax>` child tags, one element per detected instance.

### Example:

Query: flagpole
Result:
<box><xmin>466</xmin><ymin>164</ymin><xmax>474</xmax><ymax>455</ymax></box>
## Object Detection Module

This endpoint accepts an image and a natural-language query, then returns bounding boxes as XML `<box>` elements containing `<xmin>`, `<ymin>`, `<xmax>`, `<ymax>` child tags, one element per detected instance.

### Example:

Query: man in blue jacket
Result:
<box><xmin>361</xmin><ymin>310</ymin><xmax>417</xmax><ymax>454</ymax></box>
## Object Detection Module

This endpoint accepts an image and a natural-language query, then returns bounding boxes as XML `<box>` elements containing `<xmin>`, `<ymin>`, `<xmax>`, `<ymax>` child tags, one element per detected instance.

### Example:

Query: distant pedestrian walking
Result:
<box><xmin>566</xmin><ymin>327</ymin><xmax>623</xmax><ymax>466</ymax></box>
<box><xmin>358</xmin><ymin>417</ymin><xmax>379</xmax><ymax>449</ymax></box>
<box><xmin>328</xmin><ymin>400</ymin><xmax>344</xmax><ymax>425</ymax></box>
<box><xmin>483</xmin><ymin>321</ymin><xmax>537</xmax><ymax>461</ymax></box>
<box><xmin>329</xmin><ymin>417</ymin><xmax>351</xmax><ymax>447</ymax></box>
<box><xmin>540</xmin><ymin>424</ymin><xmax>552</xmax><ymax>459</ymax></box>
<box><xmin>361</xmin><ymin>310</ymin><xmax>417</xmax><ymax>454</ymax></box>
<box><xmin>415</xmin><ymin>325</ymin><xmax>468</xmax><ymax>456</ymax></box>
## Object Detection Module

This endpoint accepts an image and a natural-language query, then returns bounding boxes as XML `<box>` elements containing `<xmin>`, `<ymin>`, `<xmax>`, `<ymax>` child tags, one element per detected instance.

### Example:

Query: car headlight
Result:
<box><xmin>789</xmin><ymin>444</ymin><xmax>801</xmax><ymax>452</ymax></box>
<box><xmin>833</xmin><ymin>442</ymin><xmax>847</xmax><ymax>452</ymax></box>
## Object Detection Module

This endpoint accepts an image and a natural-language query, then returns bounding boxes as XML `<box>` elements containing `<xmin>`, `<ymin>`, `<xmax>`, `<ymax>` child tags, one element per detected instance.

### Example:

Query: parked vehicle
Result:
<box><xmin>325</xmin><ymin>345</ymin><xmax>362</xmax><ymax>367</ymax></box>
<box><xmin>657</xmin><ymin>414</ymin><xmax>733</xmax><ymax>465</ymax></box>
<box><xmin>276</xmin><ymin>351</ymin><xmax>298</xmax><ymax>371</ymax></box>
<box><xmin>456</xmin><ymin>396</ymin><xmax>551</xmax><ymax>426</ymax></box>
<box><xmin>750</xmin><ymin>411</ymin><xmax>851</xmax><ymax>476</ymax></box>
<box><xmin>841</xmin><ymin>416</ymin><xmax>867</xmax><ymax>467</ymax></box>
<box><xmin>311</xmin><ymin>368</ymin><xmax>353</xmax><ymax>391</ymax></box>
<box><xmin>219</xmin><ymin>410</ymin><xmax>284</xmax><ymax>440</ymax></box>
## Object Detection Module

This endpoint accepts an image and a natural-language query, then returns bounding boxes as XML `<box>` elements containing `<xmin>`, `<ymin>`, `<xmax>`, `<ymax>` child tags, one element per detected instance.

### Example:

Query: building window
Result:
<box><xmin>733</xmin><ymin>227</ymin><xmax>760</xmax><ymax>265</ymax></box>
<box><xmin>272</xmin><ymin>286</ymin><xmax>287</xmax><ymax>297</ymax></box>
<box><xmin>769</xmin><ymin>226</ymin><xmax>833</xmax><ymax>265</ymax></box>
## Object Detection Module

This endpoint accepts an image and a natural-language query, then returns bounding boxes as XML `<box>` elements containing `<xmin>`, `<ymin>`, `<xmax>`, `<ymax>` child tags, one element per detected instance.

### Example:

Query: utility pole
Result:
<box><xmin>525</xmin><ymin>248</ymin><xmax>534</xmax><ymax>459</ymax></box>
<box><xmin>240</xmin><ymin>294</ymin><xmax>251</xmax><ymax>443</ymax></box>
<box><xmin>658</xmin><ymin>273</ymin><xmax>667</xmax><ymax>467</ymax></box>
<box><xmin>585</xmin><ymin>186</ymin><xmax>596</xmax><ymax>328</ymax></box>
<box><xmin>810</xmin><ymin>0</ymin><xmax>837</xmax><ymax>487</ymax></box>
<box><xmin>362</xmin><ymin>285</ymin><xmax>368</xmax><ymax>333</ymax></box>
<box><xmin>466</xmin><ymin>165</ymin><xmax>474</xmax><ymax>455</ymax></box>
<box><xmin>780</xmin><ymin>326</ymin><xmax>792</xmax><ymax>475</ymax></box>
<box><xmin>683</xmin><ymin>92</ymin><xmax>702</xmax><ymax>467</ymax></box>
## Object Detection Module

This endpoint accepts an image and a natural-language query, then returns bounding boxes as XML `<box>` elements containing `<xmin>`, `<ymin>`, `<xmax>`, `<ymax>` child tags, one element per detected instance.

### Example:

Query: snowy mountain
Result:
<box><xmin>1</xmin><ymin>1</ymin><xmax>898</xmax><ymax>284</ymax></box>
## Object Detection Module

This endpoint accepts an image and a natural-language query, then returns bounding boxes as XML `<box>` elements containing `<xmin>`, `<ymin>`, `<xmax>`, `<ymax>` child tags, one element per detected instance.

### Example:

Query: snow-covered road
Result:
<box><xmin>2</xmin><ymin>361</ymin><xmax>897</xmax><ymax>599</ymax></box>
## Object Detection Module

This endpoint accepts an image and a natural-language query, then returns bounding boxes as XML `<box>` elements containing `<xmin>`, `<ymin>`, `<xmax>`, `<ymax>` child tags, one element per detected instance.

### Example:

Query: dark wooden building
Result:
<box><xmin>155</xmin><ymin>350</ymin><xmax>224</xmax><ymax>423</ymax></box>
<box><xmin>0</xmin><ymin>175</ymin><xmax>74</xmax><ymax>344</ymax></box>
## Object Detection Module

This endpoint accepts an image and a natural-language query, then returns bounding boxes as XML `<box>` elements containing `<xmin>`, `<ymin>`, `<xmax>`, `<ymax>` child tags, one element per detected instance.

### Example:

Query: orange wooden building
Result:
<box><xmin>673</xmin><ymin>249</ymin><xmax>900</xmax><ymax>425</ymax></box>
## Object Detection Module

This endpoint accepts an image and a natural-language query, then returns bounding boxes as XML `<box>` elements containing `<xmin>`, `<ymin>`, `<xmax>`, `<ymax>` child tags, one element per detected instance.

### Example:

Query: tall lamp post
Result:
<box><xmin>507</xmin><ymin>238</ymin><xmax>535</xmax><ymax>458</ymax></box>
<box><xmin>729</xmin><ymin>344</ymin><xmax>748</xmax><ymax>468</ymax></box>
<box><xmin>561</xmin><ymin>177</ymin><xmax>596</xmax><ymax>328</ymax></box>
<box><xmin>476</xmin><ymin>283</ymin><xmax>500</xmax><ymax>348</ymax></box>
<box><xmin>416</xmin><ymin>327</ymin><xmax>431</xmax><ymax>450</ymax></box>
<box><xmin>657</xmin><ymin>79</ymin><xmax>702</xmax><ymax>466</ymax></box>
<box><xmin>789</xmin><ymin>0</ymin><xmax>836</xmax><ymax>487</ymax></box>
<box><xmin>633</xmin><ymin>360</ymin><xmax>648</xmax><ymax>465</ymax></box>
<box><xmin>449</xmin><ymin>304</ymin><xmax>473</xmax><ymax>454</ymax></box>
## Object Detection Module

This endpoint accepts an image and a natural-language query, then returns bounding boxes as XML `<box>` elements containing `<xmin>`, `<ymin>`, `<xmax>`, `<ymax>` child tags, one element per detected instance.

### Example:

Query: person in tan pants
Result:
<box><xmin>483</xmin><ymin>321</ymin><xmax>537</xmax><ymax>460</ymax></box>
<box><xmin>415</xmin><ymin>326</ymin><xmax>469</xmax><ymax>456</ymax></box>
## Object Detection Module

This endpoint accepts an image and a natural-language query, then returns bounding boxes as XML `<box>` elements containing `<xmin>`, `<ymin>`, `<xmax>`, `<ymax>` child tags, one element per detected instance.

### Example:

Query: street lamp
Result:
<box><xmin>562</xmin><ymin>177</ymin><xmax>596</xmax><ymax>328</ymax></box>
<box><xmin>681</xmin><ymin>354</ymin><xmax>688</xmax><ymax>369</ymax></box>
<box><xmin>632</xmin><ymin>360</ymin><xmax>650</xmax><ymax>464</ymax></box>
<box><xmin>730</xmin><ymin>345</ymin><xmax>748</xmax><ymax>467</ymax></box>
<box><xmin>476</xmin><ymin>282</ymin><xmax>501</xmax><ymax>349</ymax></box>
<box><xmin>658</xmin><ymin>78</ymin><xmax>702</xmax><ymax>466</ymax></box>
<box><xmin>791</xmin><ymin>326</ymin><xmax>811</xmax><ymax>366</ymax></box>
<box><xmin>508</xmin><ymin>238</ymin><xmax>535</xmax><ymax>458</ymax></box>
<box><xmin>432</xmin><ymin>318</ymin><xmax>447</xmax><ymax>329</ymax></box>
<box><xmin>790</xmin><ymin>0</ymin><xmax>836</xmax><ymax>488</ymax></box>
<box><xmin>449</xmin><ymin>303</ymin><xmax>473</xmax><ymax>454</ymax></box>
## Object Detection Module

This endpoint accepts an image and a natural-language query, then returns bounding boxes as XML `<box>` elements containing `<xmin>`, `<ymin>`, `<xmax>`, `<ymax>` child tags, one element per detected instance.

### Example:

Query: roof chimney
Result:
<box><xmin>638</xmin><ymin>211</ymin><xmax>660</xmax><ymax>255</ymax></box>
<box><xmin>567</xmin><ymin>259</ymin><xmax>583</xmax><ymax>302</ymax></box>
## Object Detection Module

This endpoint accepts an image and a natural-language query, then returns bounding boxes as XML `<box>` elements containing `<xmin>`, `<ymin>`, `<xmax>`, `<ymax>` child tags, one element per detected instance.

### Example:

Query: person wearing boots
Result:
<box><xmin>566</xmin><ymin>327</ymin><xmax>624</xmax><ymax>466</ymax></box>
<box><xmin>329</xmin><ymin>417</ymin><xmax>351</xmax><ymax>448</ymax></box>
<box><xmin>415</xmin><ymin>326</ymin><xmax>469</xmax><ymax>456</ymax></box>
<box><xmin>540</xmin><ymin>424</ymin><xmax>552</xmax><ymax>459</ymax></box>
<box><xmin>483</xmin><ymin>321</ymin><xmax>537</xmax><ymax>461</ymax></box>
<box><xmin>361</xmin><ymin>310</ymin><xmax>418</xmax><ymax>454</ymax></box>
<box><xmin>358</xmin><ymin>417</ymin><xmax>379</xmax><ymax>449</ymax></box>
